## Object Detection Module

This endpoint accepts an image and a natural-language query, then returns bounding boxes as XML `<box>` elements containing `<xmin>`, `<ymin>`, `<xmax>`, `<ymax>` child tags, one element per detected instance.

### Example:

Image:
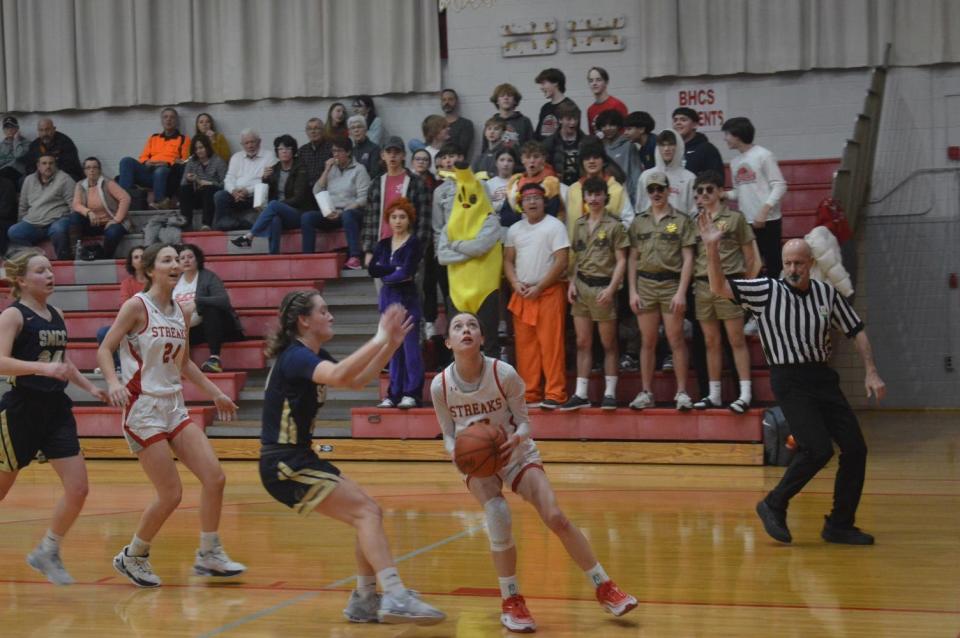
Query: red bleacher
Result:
<box><xmin>76</xmin><ymin>406</ymin><xmax>215</xmax><ymax>436</ymax></box>
<box><xmin>67</xmin><ymin>340</ymin><xmax>267</xmax><ymax>371</ymax></box>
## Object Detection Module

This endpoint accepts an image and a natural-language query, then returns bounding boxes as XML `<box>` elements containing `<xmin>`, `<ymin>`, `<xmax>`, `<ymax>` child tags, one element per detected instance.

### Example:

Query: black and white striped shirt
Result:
<box><xmin>730</xmin><ymin>278</ymin><xmax>864</xmax><ymax>365</ymax></box>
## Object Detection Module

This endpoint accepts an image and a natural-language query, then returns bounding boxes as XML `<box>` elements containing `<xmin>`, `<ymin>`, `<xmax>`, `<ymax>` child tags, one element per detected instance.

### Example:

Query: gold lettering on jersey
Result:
<box><xmin>150</xmin><ymin>326</ymin><xmax>187</xmax><ymax>340</ymax></box>
<box><xmin>38</xmin><ymin>330</ymin><xmax>67</xmax><ymax>347</ymax></box>
<box><xmin>449</xmin><ymin>398</ymin><xmax>504</xmax><ymax>418</ymax></box>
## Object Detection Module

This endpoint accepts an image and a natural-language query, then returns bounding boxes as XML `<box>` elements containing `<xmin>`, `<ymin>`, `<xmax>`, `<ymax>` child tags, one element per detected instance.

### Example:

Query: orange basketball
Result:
<box><xmin>454</xmin><ymin>420</ymin><xmax>507</xmax><ymax>478</ymax></box>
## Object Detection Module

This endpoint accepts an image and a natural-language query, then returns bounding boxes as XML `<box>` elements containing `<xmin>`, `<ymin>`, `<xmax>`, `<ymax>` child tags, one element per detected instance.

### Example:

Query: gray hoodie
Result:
<box><xmin>604</xmin><ymin>135</ymin><xmax>642</xmax><ymax>205</ymax></box>
<box><xmin>635</xmin><ymin>130</ymin><xmax>697</xmax><ymax>215</ymax></box>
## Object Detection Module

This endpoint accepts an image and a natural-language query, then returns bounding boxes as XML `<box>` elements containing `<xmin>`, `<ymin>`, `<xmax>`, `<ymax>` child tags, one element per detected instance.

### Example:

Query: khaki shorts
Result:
<box><xmin>570</xmin><ymin>278</ymin><xmax>617</xmax><ymax>322</ymax></box>
<box><xmin>636</xmin><ymin>275</ymin><xmax>680</xmax><ymax>314</ymax></box>
<box><xmin>694</xmin><ymin>279</ymin><xmax>745</xmax><ymax>321</ymax></box>
<box><xmin>122</xmin><ymin>392</ymin><xmax>191</xmax><ymax>453</ymax></box>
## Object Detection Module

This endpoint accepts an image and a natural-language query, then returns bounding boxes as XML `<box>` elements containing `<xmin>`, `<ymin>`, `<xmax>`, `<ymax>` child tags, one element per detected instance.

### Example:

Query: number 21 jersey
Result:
<box><xmin>119</xmin><ymin>292</ymin><xmax>187</xmax><ymax>395</ymax></box>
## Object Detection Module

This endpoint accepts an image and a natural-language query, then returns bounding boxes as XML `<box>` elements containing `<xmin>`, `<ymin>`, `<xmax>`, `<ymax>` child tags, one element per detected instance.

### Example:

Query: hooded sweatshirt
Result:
<box><xmin>681</xmin><ymin>131</ymin><xmax>724</xmax><ymax>182</ymax></box>
<box><xmin>635</xmin><ymin>130</ymin><xmax>697</xmax><ymax>215</ymax></box>
<box><xmin>482</xmin><ymin>111</ymin><xmax>535</xmax><ymax>152</ymax></box>
<box><xmin>604</xmin><ymin>134</ymin><xmax>642</xmax><ymax>205</ymax></box>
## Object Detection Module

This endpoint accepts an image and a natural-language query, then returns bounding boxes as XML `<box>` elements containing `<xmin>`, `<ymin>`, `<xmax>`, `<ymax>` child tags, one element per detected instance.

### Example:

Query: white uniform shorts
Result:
<box><xmin>122</xmin><ymin>392</ymin><xmax>191</xmax><ymax>454</ymax></box>
<box><xmin>467</xmin><ymin>439</ymin><xmax>544</xmax><ymax>493</ymax></box>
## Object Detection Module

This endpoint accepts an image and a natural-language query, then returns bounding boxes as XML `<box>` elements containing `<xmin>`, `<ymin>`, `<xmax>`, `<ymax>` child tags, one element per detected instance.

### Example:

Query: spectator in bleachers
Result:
<box><xmin>597</xmin><ymin>109</ymin><xmax>641</xmax><ymax>205</ymax></box>
<box><xmin>0</xmin><ymin>116</ymin><xmax>28</xmax><ymax>186</ymax></box>
<box><xmin>691</xmin><ymin>171</ymin><xmax>759</xmax><ymax>413</ymax></box>
<box><xmin>484</xmin><ymin>147</ymin><xmax>519</xmax><ymax>214</ymax></box>
<box><xmin>325</xmin><ymin>102</ymin><xmax>349</xmax><ymax>142</ymax></box>
<box><xmin>348</xmin><ymin>115</ymin><xmax>381</xmax><ymax>180</ymax></box>
<box><xmin>626</xmin><ymin>171</ymin><xmax>696</xmax><ymax>411</ymax></box>
<box><xmin>504</xmin><ymin>141</ymin><xmax>564</xmax><ymax>221</ymax></box>
<box><xmin>118</xmin><ymin>107</ymin><xmax>190</xmax><ymax>210</ymax></box>
<box><xmin>410</xmin><ymin>148</ymin><xmax>439</xmax><ymax>192</ymax></box>
<box><xmin>424</xmin><ymin>143</ymin><xmax>462</xmax><ymax>338</ymax></box>
<box><xmin>441</xmin><ymin>89</ymin><xmax>474</xmax><ymax>159</ymax></box>
<box><xmin>361</xmin><ymin>136</ymin><xmax>432</xmax><ymax>269</ymax></box>
<box><xmin>232</xmin><ymin>134</ymin><xmax>319</xmax><ymax>254</ymax></box>
<box><xmin>722</xmin><ymin>116</ymin><xmax>788</xmax><ymax>279</ymax></box>
<box><xmin>194</xmin><ymin>112</ymin><xmax>231</xmax><ymax>162</ymax></box>
<box><xmin>179</xmin><ymin>134</ymin><xmax>227</xmax><ymax>231</ymax></box>
<box><xmin>94</xmin><ymin>244</ymin><xmax>147</xmax><ymax>374</ymax></box>
<box><xmin>503</xmin><ymin>181</ymin><xmax>569</xmax><ymax>409</ymax></box>
<box><xmin>69</xmin><ymin>157</ymin><xmax>131</xmax><ymax>260</ymax></box>
<box><xmin>565</xmin><ymin>139</ymin><xmax>634</xmax><ymax>236</ymax></box>
<box><xmin>421</xmin><ymin>115</ymin><xmax>450</xmax><ymax>176</ymax></box>
<box><xmin>485</xmin><ymin>83</ymin><xmax>534</xmax><ymax>152</ymax></box>
<box><xmin>561</xmin><ymin>177</ymin><xmax>629</xmax><ymax>411</ymax></box>
<box><xmin>635</xmin><ymin>130</ymin><xmax>697</xmax><ymax>215</ymax></box>
<box><xmin>351</xmin><ymin>95</ymin><xmax>385</xmax><ymax>146</ymax></box>
<box><xmin>299</xmin><ymin>117</ymin><xmax>333</xmax><ymax>189</ymax></box>
<box><xmin>368</xmin><ymin>197</ymin><xmax>423</xmax><ymax>409</ymax></box>
<box><xmin>303</xmin><ymin>136</ymin><xmax>370</xmax><ymax>264</ymax></box>
<box><xmin>586</xmin><ymin>67</ymin><xmax>628</xmax><ymax>136</ymax></box>
<box><xmin>471</xmin><ymin>117</ymin><xmax>507</xmax><ymax>176</ymax></box>
<box><xmin>173</xmin><ymin>243</ymin><xmax>244</xmax><ymax>373</ymax></box>
<box><xmin>624</xmin><ymin>111</ymin><xmax>658</xmax><ymax>171</ymax></box>
<box><xmin>672</xmin><ymin>107</ymin><xmax>724</xmax><ymax>181</ymax></box>
<box><xmin>213</xmin><ymin>129</ymin><xmax>276</xmax><ymax>231</ymax></box>
<box><xmin>543</xmin><ymin>101</ymin><xmax>587</xmax><ymax>186</ymax></box>
<box><xmin>24</xmin><ymin>118</ymin><xmax>83</xmax><ymax>182</ymax></box>
<box><xmin>9</xmin><ymin>154</ymin><xmax>75</xmax><ymax>259</ymax></box>
<box><xmin>534</xmin><ymin>68</ymin><xmax>576</xmax><ymax>141</ymax></box>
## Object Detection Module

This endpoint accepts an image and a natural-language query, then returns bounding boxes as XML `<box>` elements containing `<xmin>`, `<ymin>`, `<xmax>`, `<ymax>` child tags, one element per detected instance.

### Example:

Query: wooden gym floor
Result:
<box><xmin>0</xmin><ymin>411</ymin><xmax>957</xmax><ymax>637</ymax></box>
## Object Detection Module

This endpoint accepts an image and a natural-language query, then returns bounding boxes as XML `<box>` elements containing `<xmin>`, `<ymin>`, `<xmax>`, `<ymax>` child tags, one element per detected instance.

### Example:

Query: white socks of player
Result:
<box><xmin>604</xmin><ymin>376</ymin><xmax>617</xmax><ymax>397</ymax></box>
<box><xmin>200</xmin><ymin>531</ymin><xmax>221</xmax><ymax>552</ymax></box>
<box><xmin>586</xmin><ymin>563</ymin><xmax>610</xmax><ymax>588</ymax></box>
<box><xmin>498</xmin><ymin>575</ymin><xmax>520</xmax><ymax>599</ymax></box>
<box><xmin>129</xmin><ymin>534</ymin><xmax>151</xmax><ymax>557</ymax></box>
<box><xmin>575</xmin><ymin>377</ymin><xmax>589</xmax><ymax>399</ymax></box>
<box><xmin>40</xmin><ymin>529</ymin><xmax>62</xmax><ymax>553</ymax></box>
<box><xmin>377</xmin><ymin>566</ymin><xmax>406</xmax><ymax>597</ymax></box>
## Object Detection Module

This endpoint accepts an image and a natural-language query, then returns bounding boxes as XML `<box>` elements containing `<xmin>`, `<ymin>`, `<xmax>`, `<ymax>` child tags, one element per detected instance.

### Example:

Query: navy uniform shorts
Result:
<box><xmin>259</xmin><ymin>445</ymin><xmax>342</xmax><ymax>516</ymax></box>
<box><xmin>0</xmin><ymin>389</ymin><xmax>79</xmax><ymax>472</ymax></box>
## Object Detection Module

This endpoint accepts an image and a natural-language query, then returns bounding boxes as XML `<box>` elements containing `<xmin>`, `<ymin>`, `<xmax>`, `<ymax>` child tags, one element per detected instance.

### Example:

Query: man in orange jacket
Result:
<box><xmin>118</xmin><ymin>107</ymin><xmax>190</xmax><ymax>210</ymax></box>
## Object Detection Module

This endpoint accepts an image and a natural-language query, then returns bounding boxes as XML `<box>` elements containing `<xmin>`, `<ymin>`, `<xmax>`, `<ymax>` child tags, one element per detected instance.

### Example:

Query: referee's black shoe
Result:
<box><xmin>755</xmin><ymin>500</ymin><xmax>792</xmax><ymax>543</ymax></box>
<box><xmin>821</xmin><ymin>517</ymin><xmax>875</xmax><ymax>545</ymax></box>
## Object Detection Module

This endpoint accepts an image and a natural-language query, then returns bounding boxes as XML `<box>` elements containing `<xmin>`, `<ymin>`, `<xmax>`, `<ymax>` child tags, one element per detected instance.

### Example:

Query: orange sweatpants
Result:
<box><xmin>508</xmin><ymin>282</ymin><xmax>567</xmax><ymax>404</ymax></box>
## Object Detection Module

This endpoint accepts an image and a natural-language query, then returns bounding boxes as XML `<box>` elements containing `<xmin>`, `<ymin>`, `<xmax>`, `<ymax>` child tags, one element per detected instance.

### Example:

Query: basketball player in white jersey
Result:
<box><xmin>431</xmin><ymin>311</ymin><xmax>637</xmax><ymax>632</ymax></box>
<box><xmin>97</xmin><ymin>244</ymin><xmax>244</xmax><ymax>588</ymax></box>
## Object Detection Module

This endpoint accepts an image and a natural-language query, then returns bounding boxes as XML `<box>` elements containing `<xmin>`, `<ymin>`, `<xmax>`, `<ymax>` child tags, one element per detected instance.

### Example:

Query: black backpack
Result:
<box><xmin>762</xmin><ymin>407</ymin><xmax>796</xmax><ymax>466</ymax></box>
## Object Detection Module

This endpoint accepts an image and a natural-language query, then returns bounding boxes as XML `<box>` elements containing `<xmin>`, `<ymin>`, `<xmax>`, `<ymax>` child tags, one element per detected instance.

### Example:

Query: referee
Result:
<box><xmin>698</xmin><ymin>214</ymin><xmax>886</xmax><ymax>545</ymax></box>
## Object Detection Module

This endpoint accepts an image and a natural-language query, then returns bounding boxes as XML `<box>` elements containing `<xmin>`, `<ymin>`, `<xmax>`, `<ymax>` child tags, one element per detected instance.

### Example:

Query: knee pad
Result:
<box><xmin>483</xmin><ymin>496</ymin><xmax>514</xmax><ymax>552</ymax></box>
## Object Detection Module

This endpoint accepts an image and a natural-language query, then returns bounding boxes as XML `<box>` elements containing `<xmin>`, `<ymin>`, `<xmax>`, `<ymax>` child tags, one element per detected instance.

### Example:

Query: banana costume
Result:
<box><xmin>445</xmin><ymin>165</ymin><xmax>503</xmax><ymax>313</ymax></box>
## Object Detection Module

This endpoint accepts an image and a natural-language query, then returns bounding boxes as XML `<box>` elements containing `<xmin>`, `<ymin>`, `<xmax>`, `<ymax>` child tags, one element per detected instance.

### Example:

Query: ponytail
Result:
<box><xmin>265</xmin><ymin>290</ymin><xmax>322</xmax><ymax>358</ymax></box>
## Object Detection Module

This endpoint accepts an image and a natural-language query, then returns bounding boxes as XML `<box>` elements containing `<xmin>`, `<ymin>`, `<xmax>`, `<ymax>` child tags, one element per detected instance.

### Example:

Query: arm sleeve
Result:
<box><xmin>180</xmin><ymin>160</ymin><xmax>194</xmax><ymax>186</ymax></box>
<box><xmin>223</xmin><ymin>155</ymin><xmax>238</xmax><ymax>193</ymax></box>
<box><xmin>430</xmin><ymin>374</ymin><xmax>457</xmax><ymax>456</ymax></box>
<box><xmin>107</xmin><ymin>179</ymin><xmax>131</xmax><ymax>220</ymax></box>
<box><xmin>729</xmin><ymin>277</ymin><xmax>772</xmax><ymax>312</ymax></box>
<box><xmin>351</xmin><ymin>165</ymin><xmax>371</xmax><ymax>210</ymax></box>
<box><xmin>763</xmin><ymin>152</ymin><xmax>788</xmax><ymax>207</ymax></box>
<box><xmin>617</xmin><ymin>192</ymin><xmax>635</xmax><ymax>230</ymax></box>
<box><xmin>431</xmin><ymin>185</ymin><xmax>447</xmax><ymax>249</ymax></box>
<box><xmin>498</xmin><ymin>362</ymin><xmax>531</xmax><ymax>440</ymax></box>
<box><xmin>831</xmin><ymin>287</ymin><xmax>864</xmax><ymax>338</ymax></box>
<box><xmin>452</xmin><ymin>214</ymin><xmax>502</xmax><ymax>257</ymax></box>
<box><xmin>211</xmin><ymin>158</ymin><xmax>227</xmax><ymax>187</ymax></box>
<box><xmin>550</xmin><ymin>220</ymin><xmax>572</xmax><ymax>252</ymax></box>
<box><xmin>71</xmin><ymin>183</ymin><xmax>83</xmax><ymax>213</ymax></box>
<box><xmin>381</xmin><ymin>238</ymin><xmax>422</xmax><ymax>284</ymax></box>
<box><xmin>194</xmin><ymin>271</ymin><xmax>232</xmax><ymax>311</ymax></box>
<box><xmin>180</xmin><ymin>135</ymin><xmax>191</xmax><ymax>160</ymax></box>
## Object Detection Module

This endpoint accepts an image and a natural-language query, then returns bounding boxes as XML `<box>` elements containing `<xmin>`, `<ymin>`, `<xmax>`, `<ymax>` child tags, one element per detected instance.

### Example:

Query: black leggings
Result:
<box><xmin>190</xmin><ymin>305</ymin><xmax>243</xmax><ymax>357</ymax></box>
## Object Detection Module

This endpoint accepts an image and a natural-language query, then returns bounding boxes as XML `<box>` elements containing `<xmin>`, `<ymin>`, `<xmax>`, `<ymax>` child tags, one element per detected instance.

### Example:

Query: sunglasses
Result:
<box><xmin>646</xmin><ymin>184</ymin><xmax>666</xmax><ymax>194</ymax></box>
<box><xmin>695</xmin><ymin>186</ymin><xmax>717</xmax><ymax>195</ymax></box>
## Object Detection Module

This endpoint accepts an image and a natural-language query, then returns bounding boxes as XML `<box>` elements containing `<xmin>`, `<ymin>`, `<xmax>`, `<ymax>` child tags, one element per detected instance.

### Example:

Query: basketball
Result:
<box><xmin>454</xmin><ymin>420</ymin><xmax>507</xmax><ymax>478</ymax></box>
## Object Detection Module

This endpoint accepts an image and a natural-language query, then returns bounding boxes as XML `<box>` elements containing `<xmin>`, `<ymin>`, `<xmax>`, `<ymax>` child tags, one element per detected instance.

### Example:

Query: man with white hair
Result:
<box><xmin>213</xmin><ymin>129</ymin><xmax>275</xmax><ymax>231</ymax></box>
<box><xmin>348</xmin><ymin>115</ymin><xmax>381</xmax><ymax>179</ymax></box>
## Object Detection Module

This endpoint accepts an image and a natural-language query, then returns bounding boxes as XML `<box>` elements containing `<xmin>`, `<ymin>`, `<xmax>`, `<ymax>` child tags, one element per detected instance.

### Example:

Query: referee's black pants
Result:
<box><xmin>766</xmin><ymin>363</ymin><xmax>867</xmax><ymax>527</ymax></box>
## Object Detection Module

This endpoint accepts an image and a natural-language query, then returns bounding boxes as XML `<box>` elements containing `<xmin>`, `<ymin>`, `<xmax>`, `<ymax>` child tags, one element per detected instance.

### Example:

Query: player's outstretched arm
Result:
<box><xmin>65</xmin><ymin>357</ymin><xmax>108</xmax><ymax>402</ymax></box>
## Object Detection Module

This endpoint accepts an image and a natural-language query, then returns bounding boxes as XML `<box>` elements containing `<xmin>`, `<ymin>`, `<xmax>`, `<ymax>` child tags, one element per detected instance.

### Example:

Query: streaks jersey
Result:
<box><xmin>120</xmin><ymin>292</ymin><xmax>187</xmax><ymax>396</ymax></box>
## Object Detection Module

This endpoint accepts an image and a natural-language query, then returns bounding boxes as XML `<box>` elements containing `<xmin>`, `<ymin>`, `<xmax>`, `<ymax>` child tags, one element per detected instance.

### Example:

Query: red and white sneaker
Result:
<box><xmin>501</xmin><ymin>594</ymin><xmax>537</xmax><ymax>633</ymax></box>
<box><xmin>595</xmin><ymin>580</ymin><xmax>638</xmax><ymax>617</ymax></box>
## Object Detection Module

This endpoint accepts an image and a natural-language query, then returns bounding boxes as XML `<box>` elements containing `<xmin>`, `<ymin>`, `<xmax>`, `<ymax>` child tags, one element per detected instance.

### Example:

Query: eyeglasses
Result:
<box><xmin>646</xmin><ymin>185</ymin><xmax>666</xmax><ymax>194</ymax></box>
<box><xmin>695</xmin><ymin>186</ymin><xmax>717</xmax><ymax>195</ymax></box>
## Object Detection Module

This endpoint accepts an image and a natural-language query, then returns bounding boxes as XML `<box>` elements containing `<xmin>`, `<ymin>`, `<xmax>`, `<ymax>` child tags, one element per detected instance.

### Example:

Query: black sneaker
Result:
<box><xmin>539</xmin><ymin>399</ymin><xmax>561</xmax><ymax>410</ymax></box>
<box><xmin>600</xmin><ymin>395</ymin><xmax>617</xmax><ymax>410</ymax></box>
<box><xmin>821</xmin><ymin>517</ymin><xmax>874</xmax><ymax>545</ymax></box>
<box><xmin>231</xmin><ymin>235</ymin><xmax>252</xmax><ymax>248</ymax></box>
<box><xmin>559</xmin><ymin>395</ymin><xmax>590</xmax><ymax>411</ymax></box>
<box><xmin>619</xmin><ymin>354</ymin><xmax>639</xmax><ymax>371</ymax></box>
<box><xmin>755</xmin><ymin>500</ymin><xmax>792</xmax><ymax>543</ymax></box>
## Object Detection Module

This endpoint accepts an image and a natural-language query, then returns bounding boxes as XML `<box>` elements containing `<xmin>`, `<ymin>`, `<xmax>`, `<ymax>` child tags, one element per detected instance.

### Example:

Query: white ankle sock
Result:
<box><xmin>585</xmin><ymin>563</ymin><xmax>610</xmax><ymax>588</ymax></box>
<box><xmin>709</xmin><ymin>381</ymin><xmax>722</xmax><ymax>403</ymax></box>
<box><xmin>498</xmin><ymin>575</ymin><xmax>520</xmax><ymax>599</ymax></box>
<box><xmin>200</xmin><ymin>531</ymin><xmax>220</xmax><ymax>552</ymax></box>
<box><xmin>377</xmin><ymin>566</ymin><xmax>405</xmax><ymax>597</ymax></box>
<box><xmin>128</xmin><ymin>534</ymin><xmax>151</xmax><ymax>557</ymax></box>
<box><xmin>604</xmin><ymin>376</ymin><xmax>617</xmax><ymax>397</ymax></box>
<box><xmin>739</xmin><ymin>380</ymin><xmax>752</xmax><ymax>403</ymax></box>
<box><xmin>40</xmin><ymin>529</ymin><xmax>62</xmax><ymax>553</ymax></box>
<box><xmin>357</xmin><ymin>574</ymin><xmax>377</xmax><ymax>595</ymax></box>
<box><xmin>575</xmin><ymin>377</ymin><xmax>589</xmax><ymax>398</ymax></box>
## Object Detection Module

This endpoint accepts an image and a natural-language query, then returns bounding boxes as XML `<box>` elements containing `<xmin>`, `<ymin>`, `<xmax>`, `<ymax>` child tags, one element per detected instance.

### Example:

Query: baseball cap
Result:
<box><xmin>645</xmin><ymin>171</ymin><xmax>669</xmax><ymax>188</ymax></box>
<box><xmin>383</xmin><ymin>136</ymin><xmax>405</xmax><ymax>151</ymax></box>
<box><xmin>2</xmin><ymin>116</ymin><xmax>18</xmax><ymax>129</ymax></box>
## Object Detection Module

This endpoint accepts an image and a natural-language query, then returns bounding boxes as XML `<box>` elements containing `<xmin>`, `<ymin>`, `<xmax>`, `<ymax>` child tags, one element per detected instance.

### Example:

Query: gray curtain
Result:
<box><xmin>642</xmin><ymin>0</ymin><xmax>960</xmax><ymax>78</ymax></box>
<box><xmin>0</xmin><ymin>0</ymin><xmax>441</xmax><ymax>112</ymax></box>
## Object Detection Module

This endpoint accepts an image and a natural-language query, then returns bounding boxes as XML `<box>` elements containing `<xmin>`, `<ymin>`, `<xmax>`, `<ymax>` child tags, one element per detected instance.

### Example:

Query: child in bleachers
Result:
<box><xmin>472</xmin><ymin>118</ymin><xmax>507</xmax><ymax>176</ymax></box>
<box><xmin>368</xmin><ymin>198</ymin><xmax>423</xmax><ymax>409</ymax></box>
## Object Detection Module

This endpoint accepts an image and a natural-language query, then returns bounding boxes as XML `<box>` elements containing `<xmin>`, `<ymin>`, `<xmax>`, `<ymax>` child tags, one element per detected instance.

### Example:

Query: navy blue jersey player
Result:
<box><xmin>259</xmin><ymin>291</ymin><xmax>445</xmax><ymax>626</ymax></box>
<box><xmin>0</xmin><ymin>249</ymin><xmax>107</xmax><ymax>585</ymax></box>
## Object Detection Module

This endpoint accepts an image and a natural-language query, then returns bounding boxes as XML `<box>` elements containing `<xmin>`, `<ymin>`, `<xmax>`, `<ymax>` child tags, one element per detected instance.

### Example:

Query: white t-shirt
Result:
<box><xmin>172</xmin><ymin>273</ymin><xmax>202</xmax><ymax>327</ymax></box>
<box><xmin>505</xmin><ymin>214</ymin><xmax>570</xmax><ymax>285</ymax></box>
<box><xmin>727</xmin><ymin>145</ymin><xmax>788</xmax><ymax>223</ymax></box>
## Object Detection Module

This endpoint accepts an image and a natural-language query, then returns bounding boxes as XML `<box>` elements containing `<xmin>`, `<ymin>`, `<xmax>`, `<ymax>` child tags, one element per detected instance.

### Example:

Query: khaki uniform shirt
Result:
<box><xmin>628</xmin><ymin>206</ymin><xmax>696</xmax><ymax>273</ymax></box>
<box><xmin>570</xmin><ymin>212</ymin><xmax>630</xmax><ymax>278</ymax></box>
<box><xmin>694</xmin><ymin>205</ymin><xmax>755</xmax><ymax>276</ymax></box>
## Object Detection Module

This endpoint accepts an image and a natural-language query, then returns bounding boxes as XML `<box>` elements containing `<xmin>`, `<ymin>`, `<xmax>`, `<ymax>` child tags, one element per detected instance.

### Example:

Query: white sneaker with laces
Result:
<box><xmin>27</xmin><ymin>546</ymin><xmax>75</xmax><ymax>585</ymax></box>
<box><xmin>113</xmin><ymin>546</ymin><xmax>161</xmax><ymax>588</ymax></box>
<box><xmin>397</xmin><ymin>396</ymin><xmax>418</xmax><ymax>409</ymax></box>
<box><xmin>378</xmin><ymin>589</ymin><xmax>446</xmax><ymax>625</ymax></box>
<box><xmin>629</xmin><ymin>390</ymin><xmax>655</xmax><ymax>410</ymax></box>
<box><xmin>343</xmin><ymin>590</ymin><xmax>382</xmax><ymax>623</ymax></box>
<box><xmin>675</xmin><ymin>390</ymin><xmax>693</xmax><ymax>411</ymax></box>
<box><xmin>377</xmin><ymin>398</ymin><xmax>395</xmax><ymax>408</ymax></box>
<box><xmin>193</xmin><ymin>545</ymin><xmax>246</xmax><ymax>577</ymax></box>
